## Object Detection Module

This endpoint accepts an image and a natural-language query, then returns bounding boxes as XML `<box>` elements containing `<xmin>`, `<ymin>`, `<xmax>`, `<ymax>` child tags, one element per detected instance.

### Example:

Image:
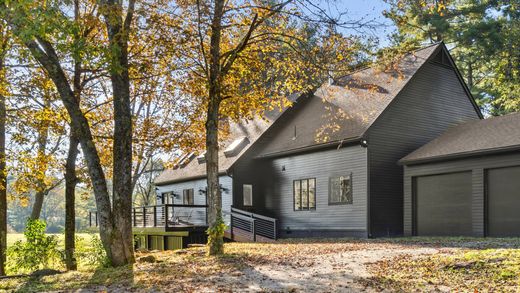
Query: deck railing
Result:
<box><xmin>89</xmin><ymin>204</ymin><xmax>208</xmax><ymax>228</ymax></box>
<box><xmin>230</xmin><ymin>207</ymin><xmax>277</xmax><ymax>241</ymax></box>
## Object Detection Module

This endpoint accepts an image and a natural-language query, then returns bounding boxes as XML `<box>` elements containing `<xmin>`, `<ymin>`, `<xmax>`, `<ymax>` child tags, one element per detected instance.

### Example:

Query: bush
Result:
<box><xmin>7</xmin><ymin>219</ymin><xmax>62</xmax><ymax>273</ymax></box>
<box><xmin>75</xmin><ymin>233</ymin><xmax>110</xmax><ymax>268</ymax></box>
<box><xmin>207</xmin><ymin>215</ymin><xmax>227</xmax><ymax>255</ymax></box>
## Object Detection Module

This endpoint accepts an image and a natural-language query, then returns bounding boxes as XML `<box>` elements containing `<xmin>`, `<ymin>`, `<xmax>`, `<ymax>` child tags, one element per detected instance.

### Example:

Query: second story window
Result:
<box><xmin>294</xmin><ymin>178</ymin><xmax>316</xmax><ymax>211</ymax></box>
<box><xmin>183</xmin><ymin>188</ymin><xmax>194</xmax><ymax>205</ymax></box>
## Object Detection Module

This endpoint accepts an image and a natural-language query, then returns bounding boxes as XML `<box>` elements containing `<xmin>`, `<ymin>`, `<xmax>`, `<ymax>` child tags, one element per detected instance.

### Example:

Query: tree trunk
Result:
<box><xmin>206</xmin><ymin>0</ymin><xmax>225</xmax><ymax>256</ymax></box>
<box><xmin>64</xmin><ymin>134</ymin><xmax>79</xmax><ymax>270</ymax></box>
<box><xmin>0</xmin><ymin>54</ymin><xmax>7</xmax><ymax>276</ymax></box>
<box><xmin>30</xmin><ymin>99</ymin><xmax>50</xmax><ymax>220</ymax></box>
<box><xmin>23</xmin><ymin>38</ymin><xmax>130</xmax><ymax>266</ymax></box>
<box><xmin>103</xmin><ymin>0</ymin><xmax>135</xmax><ymax>265</ymax></box>
<box><xmin>30</xmin><ymin>191</ymin><xmax>46</xmax><ymax>220</ymax></box>
<box><xmin>467</xmin><ymin>61</ymin><xmax>473</xmax><ymax>90</ymax></box>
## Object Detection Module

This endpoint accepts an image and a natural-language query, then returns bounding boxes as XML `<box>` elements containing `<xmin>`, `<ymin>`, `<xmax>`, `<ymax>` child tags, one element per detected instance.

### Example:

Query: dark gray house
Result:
<box><xmin>149</xmin><ymin>42</ymin><xmax>483</xmax><ymax>243</ymax></box>
<box><xmin>92</xmin><ymin>42</ymin><xmax>509</xmax><ymax>249</ymax></box>
<box><xmin>400</xmin><ymin>112</ymin><xmax>520</xmax><ymax>238</ymax></box>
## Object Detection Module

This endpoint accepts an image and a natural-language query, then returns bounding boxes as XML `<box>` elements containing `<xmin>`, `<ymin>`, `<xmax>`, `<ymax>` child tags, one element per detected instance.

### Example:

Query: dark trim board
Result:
<box><xmin>484</xmin><ymin>168</ymin><xmax>489</xmax><ymax>237</ymax></box>
<box><xmin>411</xmin><ymin>176</ymin><xmax>417</xmax><ymax>236</ymax></box>
<box><xmin>279</xmin><ymin>229</ymin><xmax>368</xmax><ymax>238</ymax></box>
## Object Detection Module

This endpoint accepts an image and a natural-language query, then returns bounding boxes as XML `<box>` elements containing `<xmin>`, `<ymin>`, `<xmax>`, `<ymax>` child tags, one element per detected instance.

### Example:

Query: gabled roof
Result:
<box><xmin>154</xmin><ymin>96</ymin><xmax>298</xmax><ymax>185</ymax></box>
<box><xmin>156</xmin><ymin>43</ymin><xmax>476</xmax><ymax>185</ymax></box>
<box><xmin>400</xmin><ymin>112</ymin><xmax>520</xmax><ymax>165</ymax></box>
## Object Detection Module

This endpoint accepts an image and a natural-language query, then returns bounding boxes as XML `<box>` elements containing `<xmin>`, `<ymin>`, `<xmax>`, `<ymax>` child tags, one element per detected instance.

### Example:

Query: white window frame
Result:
<box><xmin>243</xmin><ymin>184</ymin><xmax>253</xmax><ymax>207</ymax></box>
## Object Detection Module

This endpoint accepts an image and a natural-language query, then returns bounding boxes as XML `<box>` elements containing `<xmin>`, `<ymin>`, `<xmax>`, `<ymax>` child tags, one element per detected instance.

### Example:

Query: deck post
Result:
<box><xmin>273</xmin><ymin>219</ymin><xmax>277</xmax><ymax>240</ymax></box>
<box><xmin>143</xmin><ymin>206</ymin><xmax>147</xmax><ymax>227</ymax></box>
<box><xmin>133</xmin><ymin>208</ymin><xmax>136</xmax><ymax>227</ymax></box>
<box><xmin>153</xmin><ymin>206</ymin><xmax>157</xmax><ymax>227</ymax></box>
<box><xmin>165</xmin><ymin>205</ymin><xmax>169</xmax><ymax>228</ymax></box>
<box><xmin>230</xmin><ymin>214</ymin><xmax>234</xmax><ymax>240</ymax></box>
<box><xmin>252</xmin><ymin>218</ymin><xmax>256</xmax><ymax>242</ymax></box>
<box><xmin>89</xmin><ymin>212</ymin><xmax>92</xmax><ymax>227</ymax></box>
<box><xmin>95</xmin><ymin>212</ymin><xmax>98</xmax><ymax>226</ymax></box>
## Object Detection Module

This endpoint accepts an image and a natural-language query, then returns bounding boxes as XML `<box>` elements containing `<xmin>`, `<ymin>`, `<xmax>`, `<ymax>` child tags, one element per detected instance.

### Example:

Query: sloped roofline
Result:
<box><xmin>399</xmin><ymin>145</ymin><xmax>520</xmax><ymax>166</ymax></box>
<box><xmin>359</xmin><ymin>42</ymin><xmax>483</xmax><ymax>140</ymax></box>
<box><xmin>254</xmin><ymin>43</ymin><xmax>483</xmax><ymax>159</ymax></box>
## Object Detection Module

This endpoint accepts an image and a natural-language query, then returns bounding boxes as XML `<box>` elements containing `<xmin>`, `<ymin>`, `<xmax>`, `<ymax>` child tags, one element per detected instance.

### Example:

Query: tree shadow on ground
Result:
<box><xmin>9</xmin><ymin>265</ymin><xmax>134</xmax><ymax>293</ymax></box>
<box><xmin>85</xmin><ymin>264</ymin><xmax>135</xmax><ymax>291</ymax></box>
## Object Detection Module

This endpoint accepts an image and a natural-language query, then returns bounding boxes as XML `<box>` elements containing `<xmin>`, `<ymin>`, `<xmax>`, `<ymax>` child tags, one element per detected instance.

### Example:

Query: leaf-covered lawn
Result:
<box><xmin>364</xmin><ymin>245</ymin><xmax>520</xmax><ymax>292</ymax></box>
<box><xmin>1</xmin><ymin>237</ymin><xmax>520</xmax><ymax>292</ymax></box>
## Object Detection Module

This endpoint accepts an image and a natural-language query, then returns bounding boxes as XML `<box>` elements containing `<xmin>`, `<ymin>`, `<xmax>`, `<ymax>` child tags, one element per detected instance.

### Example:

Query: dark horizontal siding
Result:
<box><xmin>367</xmin><ymin>61</ymin><xmax>481</xmax><ymax>237</ymax></box>
<box><xmin>262</xmin><ymin>145</ymin><xmax>368</xmax><ymax>232</ymax></box>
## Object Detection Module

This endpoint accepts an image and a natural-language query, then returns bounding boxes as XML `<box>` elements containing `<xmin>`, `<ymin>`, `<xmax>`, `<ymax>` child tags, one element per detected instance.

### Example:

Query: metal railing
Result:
<box><xmin>230</xmin><ymin>207</ymin><xmax>277</xmax><ymax>241</ymax></box>
<box><xmin>89</xmin><ymin>204</ymin><xmax>208</xmax><ymax>228</ymax></box>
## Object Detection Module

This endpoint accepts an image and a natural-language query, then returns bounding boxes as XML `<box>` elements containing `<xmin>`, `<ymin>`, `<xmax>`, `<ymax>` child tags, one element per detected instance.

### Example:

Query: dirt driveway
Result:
<box><xmin>189</xmin><ymin>239</ymin><xmax>458</xmax><ymax>292</ymax></box>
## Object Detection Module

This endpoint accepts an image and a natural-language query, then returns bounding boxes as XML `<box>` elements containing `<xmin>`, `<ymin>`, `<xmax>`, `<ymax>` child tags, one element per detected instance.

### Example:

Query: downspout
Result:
<box><xmin>361</xmin><ymin>136</ymin><xmax>371</xmax><ymax>238</ymax></box>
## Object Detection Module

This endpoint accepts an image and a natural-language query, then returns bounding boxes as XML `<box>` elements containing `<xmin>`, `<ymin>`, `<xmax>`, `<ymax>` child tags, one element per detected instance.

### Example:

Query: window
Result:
<box><xmin>329</xmin><ymin>174</ymin><xmax>353</xmax><ymax>205</ymax></box>
<box><xmin>224</xmin><ymin>137</ymin><xmax>250</xmax><ymax>157</ymax></box>
<box><xmin>183</xmin><ymin>189</ymin><xmax>194</xmax><ymax>205</ymax></box>
<box><xmin>294</xmin><ymin>178</ymin><xmax>316</xmax><ymax>211</ymax></box>
<box><xmin>161</xmin><ymin>192</ymin><xmax>173</xmax><ymax>204</ymax></box>
<box><xmin>243</xmin><ymin>184</ymin><xmax>253</xmax><ymax>206</ymax></box>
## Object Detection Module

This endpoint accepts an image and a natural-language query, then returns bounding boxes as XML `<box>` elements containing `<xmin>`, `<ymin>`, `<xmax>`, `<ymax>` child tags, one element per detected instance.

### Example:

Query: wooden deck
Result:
<box><xmin>89</xmin><ymin>203</ymin><xmax>209</xmax><ymax>232</ymax></box>
<box><xmin>89</xmin><ymin>205</ymin><xmax>278</xmax><ymax>243</ymax></box>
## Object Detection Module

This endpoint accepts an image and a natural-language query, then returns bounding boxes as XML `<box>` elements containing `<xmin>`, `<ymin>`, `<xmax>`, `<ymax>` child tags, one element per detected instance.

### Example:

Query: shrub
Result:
<box><xmin>7</xmin><ymin>219</ymin><xmax>62</xmax><ymax>273</ymax></box>
<box><xmin>207</xmin><ymin>215</ymin><xmax>227</xmax><ymax>255</ymax></box>
<box><xmin>75</xmin><ymin>233</ymin><xmax>110</xmax><ymax>268</ymax></box>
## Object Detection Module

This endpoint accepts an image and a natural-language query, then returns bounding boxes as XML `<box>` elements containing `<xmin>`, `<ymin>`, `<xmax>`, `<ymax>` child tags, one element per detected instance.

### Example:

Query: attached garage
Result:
<box><xmin>487</xmin><ymin>166</ymin><xmax>520</xmax><ymax>237</ymax></box>
<box><xmin>401</xmin><ymin>112</ymin><xmax>520</xmax><ymax>237</ymax></box>
<box><xmin>414</xmin><ymin>172</ymin><xmax>473</xmax><ymax>236</ymax></box>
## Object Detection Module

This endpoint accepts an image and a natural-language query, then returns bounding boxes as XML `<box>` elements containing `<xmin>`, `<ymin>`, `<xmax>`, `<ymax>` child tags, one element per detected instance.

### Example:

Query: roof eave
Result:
<box><xmin>155</xmin><ymin>171</ymin><xmax>228</xmax><ymax>186</ymax></box>
<box><xmin>255</xmin><ymin>137</ymin><xmax>363</xmax><ymax>159</ymax></box>
<box><xmin>399</xmin><ymin>145</ymin><xmax>520</xmax><ymax>166</ymax></box>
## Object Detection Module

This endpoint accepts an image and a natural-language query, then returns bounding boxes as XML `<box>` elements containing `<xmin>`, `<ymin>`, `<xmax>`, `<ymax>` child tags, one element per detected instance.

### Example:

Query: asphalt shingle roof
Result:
<box><xmin>400</xmin><ymin>112</ymin><xmax>520</xmax><ymax>165</ymax></box>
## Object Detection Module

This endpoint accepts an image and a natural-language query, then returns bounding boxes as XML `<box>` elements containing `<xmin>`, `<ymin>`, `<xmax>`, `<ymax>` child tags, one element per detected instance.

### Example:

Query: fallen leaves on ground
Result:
<box><xmin>363</xmin><ymin>248</ymin><xmax>520</xmax><ymax>292</ymax></box>
<box><xmin>2</xmin><ymin>237</ymin><xmax>520</xmax><ymax>292</ymax></box>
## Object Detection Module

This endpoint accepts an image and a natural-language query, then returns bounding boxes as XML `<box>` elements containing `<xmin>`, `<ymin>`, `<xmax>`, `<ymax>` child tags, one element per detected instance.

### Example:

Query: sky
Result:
<box><xmin>319</xmin><ymin>0</ymin><xmax>397</xmax><ymax>47</ymax></box>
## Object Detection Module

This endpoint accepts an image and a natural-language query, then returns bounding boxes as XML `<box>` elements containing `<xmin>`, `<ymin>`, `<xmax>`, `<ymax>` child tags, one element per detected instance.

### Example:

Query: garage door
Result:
<box><xmin>414</xmin><ymin>172</ymin><xmax>473</xmax><ymax>236</ymax></box>
<box><xmin>487</xmin><ymin>166</ymin><xmax>520</xmax><ymax>237</ymax></box>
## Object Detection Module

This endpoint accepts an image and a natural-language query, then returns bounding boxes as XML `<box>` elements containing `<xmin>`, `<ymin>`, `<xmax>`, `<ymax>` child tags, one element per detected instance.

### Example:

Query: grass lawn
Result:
<box><xmin>6</xmin><ymin>233</ymin><xmax>97</xmax><ymax>247</ymax></box>
<box><xmin>1</xmin><ymin>237</ymin><xmax>519</xmax><ymax>292</ymax></box>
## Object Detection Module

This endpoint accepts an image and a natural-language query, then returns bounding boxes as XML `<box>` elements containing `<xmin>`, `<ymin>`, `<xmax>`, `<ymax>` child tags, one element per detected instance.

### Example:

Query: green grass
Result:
<box><xmin>6</xmin><ymin>233</ymin><xmax>97</xmax><ymax>247</ymax></box>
